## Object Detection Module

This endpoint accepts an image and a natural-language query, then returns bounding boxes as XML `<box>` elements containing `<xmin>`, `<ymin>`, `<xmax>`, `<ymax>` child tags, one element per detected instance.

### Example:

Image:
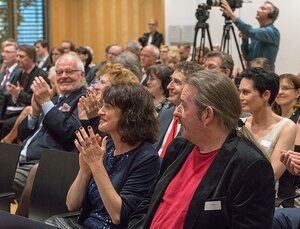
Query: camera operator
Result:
<box><xmin>138</xmin><ymin>18</ymin><xmax>164</xmax><ymax>48</ymax></box>
<box><xmin>221</xmin><ymin>0</ymin><xmax>280</xmax><ymax>70</ymax></box>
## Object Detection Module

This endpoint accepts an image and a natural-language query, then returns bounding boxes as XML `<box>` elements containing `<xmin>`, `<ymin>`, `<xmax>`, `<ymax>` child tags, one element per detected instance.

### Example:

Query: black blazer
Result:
<box><xmin>19</xmin><ymin>86</ymin><xmax>86</xmax><ymax>165</ymax></box>
<box><xmin>139</xmin><ymin>32</ymin><xmax>164</xmax><ymax>48</ymax></box>
<box><xmin>40</xmin><ymin>56</ymin><xmax>51</xmax><ymax>72</ymax></box>
<box><xmin>0</xmin><ymin>65</ymin><xmax>22</xmax><ymax>94</ymax></box>
<box><xmin>152</xmin><ymin>106</ymin><xmax>175</xmax><ymax>152</ymax></box>
<box><xmin>10</xmin><ymin>65</ymin><xmax>48</xmax><ymax>106</ymax></box>
<box><xmin>129</xmin><ymin>131</ymin><xmax>275</xmax><ymax>229</ymax></box>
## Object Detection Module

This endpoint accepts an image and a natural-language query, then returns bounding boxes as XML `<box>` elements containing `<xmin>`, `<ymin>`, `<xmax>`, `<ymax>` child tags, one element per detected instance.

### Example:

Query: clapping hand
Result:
<box><xmin>74</xmin><ymin>126</ymin><xmax>107</xmax><ymax>171</ymax></box>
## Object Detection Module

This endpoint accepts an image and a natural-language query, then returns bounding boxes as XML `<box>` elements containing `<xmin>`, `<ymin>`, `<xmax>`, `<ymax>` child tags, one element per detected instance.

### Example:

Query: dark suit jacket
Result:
<box><xmin>129</xmin><ymin>131</ymin><xmax>275</xmax><ymax>229</ymax></box>
<box><xmin>0</xmin><ymin>66</ymin><xmax>22</xmax><ymax>118</ymax></box>
<box><xmin>0</xmin><ymin>65</ymin><xmax>22</xmax><ymax>94</ymax></box>
<box><xmin>40</xmin><ymin>56</ymin><xmax>51</xmax><ymax>72</ymax></box>
<box><xmin>152</xmin><ymin>106</ymin><xmax>175</xmax><ymax>152</ymax></box>
<box><xmin>10</xmin><ymin>65</ymin><xmax>48</xmax><ymax>107</ymax></box>
<box><xmin>139</xmin><ymin>32</ymin><xmax>164</xmax><ymax>48</ymax></box>
<box><xmin>19</xmin><ymin>86</ymin><xmax>86</xmax><ymax>165</ymax></box>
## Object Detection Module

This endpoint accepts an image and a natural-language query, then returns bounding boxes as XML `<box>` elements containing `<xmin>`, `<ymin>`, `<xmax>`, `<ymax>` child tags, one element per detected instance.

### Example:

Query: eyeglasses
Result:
<box><xmin>279</xmin><ymin>86</ymin><xmax>296</xmax><ymax>92</ymax></box>
<box><xmin>2</xmin><ymin>50</ymin><xmax>16</xmax><ymax>54</ymax></box>
<box><xmin>55</xmin><ymin>69</ymin><xmax>82</xmax><ymax>76</ymax></box>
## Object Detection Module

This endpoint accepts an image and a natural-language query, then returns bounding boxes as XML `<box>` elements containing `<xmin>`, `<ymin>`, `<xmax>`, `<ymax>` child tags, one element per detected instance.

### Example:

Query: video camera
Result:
<box><xmin>195</xmin><ymin>3</ymin><xmax>211</xmax><ymax>23</ymax></box>
<box><xmin>207</xmin><ymin>0</ymin><xmax>243</xmax><ymax>9</ymax></box>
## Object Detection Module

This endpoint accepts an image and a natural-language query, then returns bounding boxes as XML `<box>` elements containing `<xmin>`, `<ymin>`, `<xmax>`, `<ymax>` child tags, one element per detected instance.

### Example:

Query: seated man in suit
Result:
<box><xmin>139</xmin><ymin>18</ymin><xmax>163</xmax><ymax>48</ymax></box>
<box><xmin>0</xmin><ymin>42</ymin><xmax>22</xmax><ymax>119</ymax></box>
<box><xmin>2</xmin><ymin>44</ymin><xmax>48</xmax><ymax>137</ymax></box>
<box><xmin>13</xmin><ymin>52</ymin><xmax>86</xmax><ymax>200</ymax></box>
<box><xmin>128</xmin><ymin>70</ymin><xmax>275</xmax><ymax>229</ymax></box>
<box><xmin>153</xmin><ymin>61</ymin><xmax>203</xmax><ymax>157</ymax></box>
<box><xmin>34</xmin><ymin>40</ymin><xmax>50</xmax><ymax>72</ymax></box>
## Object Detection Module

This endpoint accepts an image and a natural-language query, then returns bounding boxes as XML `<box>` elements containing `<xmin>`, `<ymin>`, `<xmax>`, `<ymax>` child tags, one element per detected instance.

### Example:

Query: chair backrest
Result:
<box><xmin>29</xmin><ymin>149</ymin><xmax>79</xmax><ymax>222</ymax></box>
<box><xmin>0</xmin><ymin>143</ymin><xmax>21</xmax><ymax>212</ymax></box>
<box><xmin>0</xmin><ymin>143</ymin><xmax>21</xmax><ymax>193</ymax></box>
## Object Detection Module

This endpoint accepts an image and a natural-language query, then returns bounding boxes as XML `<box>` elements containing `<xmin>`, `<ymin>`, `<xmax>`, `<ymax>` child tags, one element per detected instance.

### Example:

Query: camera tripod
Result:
<box><xmin>191</xmin><ymin>21</ymin><xmax>213</xmax><ymax>64</ymax></box>
<box><xmin>220</xmin><ymin>15</ymin><xmax>245</xmax><ymax>70</ymax></box>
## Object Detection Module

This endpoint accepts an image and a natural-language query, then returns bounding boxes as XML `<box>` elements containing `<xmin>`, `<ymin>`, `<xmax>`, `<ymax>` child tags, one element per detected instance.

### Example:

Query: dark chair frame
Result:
<box><xmin>29</xmin><ymin>149</ymin><xmax>79</xmax><ymax>222</ymax></box>
<box><xmin>0</xmin><ymin>142</ymin><xmax>21</xmax><ymax>212</ymax></box>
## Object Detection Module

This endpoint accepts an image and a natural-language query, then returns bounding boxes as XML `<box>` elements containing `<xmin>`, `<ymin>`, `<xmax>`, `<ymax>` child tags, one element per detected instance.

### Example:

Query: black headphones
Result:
<box><xmin>268</xmin><ymin>10</ymin><xmax>275</xmax><ymax>19</ymax></box>
<box><xmin>267</xmin><ymin>5</ymin><xmax>278</xmax><ymax>19</ymax></box>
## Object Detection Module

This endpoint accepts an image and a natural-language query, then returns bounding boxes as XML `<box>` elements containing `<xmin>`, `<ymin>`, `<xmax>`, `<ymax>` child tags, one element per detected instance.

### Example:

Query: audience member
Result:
<box><xmin>167</xmin><ymin>47</ymin><xmax>180</xmax><ymax>69</ymax></box>
<box><xmin>61</xmin><ymin>83</ymin><xmax>161</xmax><ymax>228</ymax></box>
<box><xmin>146</xmin><ymin>64</ymin><xmax>173</xmax><ymax>114</ymax></box>
<box><xmin>34</xmin><ymin>40</ymin><xmax>50</xmax><ymax>71</ymax></box>
<box><xmin>128</xmin><ymin>70</ymin><xmax>275</xmax><ymax>229</ymax></box>
<box><xmin>139</xmin><ymin>18</ymin><xmax>163</xmax><ymax>48</ymax></box>
<box><xmin>125</xmin><ymin>40</ymin><xmax>142</xmax><ymax>59</ymax></box>
<box><xmin>193</xmin><ymin>46</ymin><xmax>210</xmax><ymax>65</ymax></box>
<box><xmin>221</xmin><ymin>0</ymin><xmax>280</xmax><ymax>70</ymax></box>
<box><xmin>140</xmin><ymin>45</ymin><xmax>159</xmax><ymax>86</ymax></box>
<box><xmin>48</xmin><ymin>46</ymin><xmax>65</xmax><ymax>96</ymax></box>
<box><xmin>273</xmin><ymin>73</ymin><xmax>300</xmax><ymax>206</ymax></box>
<box><xmin>14</xmin><ymin>53</ymin><xmax>86</xmax><ymax>203</ymax></box>
<box><xmin>203</xmin><ymin>51</ymin><xmax>234</xmax><ymax>78</ymax></box>
<box><xmin>61</xmin><ymin>40</ymin><xmax>76</xmax><ymax>53</ymax></box>
<box><xmin>239</xmin><ymin>68</ymin><xmax>296</xmax><ymax>183</ymax></box>
<box><xmin>1</xmin><ymin>46</ymin><xmax>65</xmax><ymax>144</ymax></box>
<box><xmin>111</xmin><ymin>51</ymin><xmax>142</xmax><ymax>80</ymax></box>
<box><xmin>0</xmin><ymin>42</ymin><xmax>22</xmax><ymax>118</ymax></box>
<box><xmin>250</xmin><ymin>57</ymin><xmax>272</xmax><ymax>71</ymax></box>
<box><xmin>78</xmin><ymin>63</ymin><xmax>139</xmax><ymax>125</ymax></box>
<box><xmin>153</xmin><ymin>61</ymin><xmax>203</xmax><ymax>156</ymax></box>
<box><xmin>85</xmin><ymin>44</ymin><xmax>122</xmax><ymax>85</ymax></box>
<box><xmin>159</xmin><ymin>45</ymin><xmax>169</xmax><ymax>66</ymax></box>
<box><xmin>178</xmin><ymin>42</ymin><xmax>191</xmax><ymax>62</ymax></box>
<box><xmin>2</xmin><ymin>45</ymin><xmax>48</xmax><ymax>138</ymax></box>
<box><xmin>75</xmin><ymin>46</ymin><xmax>93</xmax><ymax>76</ymax></box>
<box><xmin>0</xmin><ymin>38</ymin><xmax>18</xmax><ymax>72</ymax></box>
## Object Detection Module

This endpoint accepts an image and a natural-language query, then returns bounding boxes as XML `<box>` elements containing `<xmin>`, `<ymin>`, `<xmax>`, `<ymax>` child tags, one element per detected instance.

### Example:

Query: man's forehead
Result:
<box><xmin>172</xmin><ymin>70</ymin><xmax>186</xmax><ymax>80</ymax></box>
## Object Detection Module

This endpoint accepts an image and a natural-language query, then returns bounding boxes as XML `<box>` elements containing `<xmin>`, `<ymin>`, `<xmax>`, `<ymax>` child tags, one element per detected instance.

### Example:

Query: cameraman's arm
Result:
<box><xmin>221</xmin><ymin>0</ymin><xmax>237</xmax><ymax>22</ymax></box>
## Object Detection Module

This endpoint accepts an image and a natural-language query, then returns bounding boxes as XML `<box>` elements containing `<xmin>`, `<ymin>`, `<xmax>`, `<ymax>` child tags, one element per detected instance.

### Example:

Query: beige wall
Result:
<box><xmin>50</xmin><ymin>0</ymin><xmax>164</xmax><ymax>63</ymax></box>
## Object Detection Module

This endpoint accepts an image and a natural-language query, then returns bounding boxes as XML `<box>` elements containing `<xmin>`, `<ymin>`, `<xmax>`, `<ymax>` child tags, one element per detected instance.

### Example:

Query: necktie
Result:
<box><xmin>0</xmin><ymin>70</ymin><xmax>10</xmax><ymax>88</ymax></box>
<box><xmin>57</xmin><ymin>95</ymin><xmax>67</xmax><ymax>105</ymax></box>
<box><xmin>20</xmin><ymin>71</ymin><xmax>28</xmax><ymax>88</ymax></box>
<box><xmin>160</xmin><ymin>117</ymin><xmax>178</xmax><ymax>157</ymax></box>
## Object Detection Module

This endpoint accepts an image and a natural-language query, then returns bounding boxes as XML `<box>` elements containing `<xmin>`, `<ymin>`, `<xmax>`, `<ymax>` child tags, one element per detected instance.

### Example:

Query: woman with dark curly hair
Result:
<box><xmin>65</xmin><ymin>83</ymin><xmax>160</xmax><ymax>229</ymax></box>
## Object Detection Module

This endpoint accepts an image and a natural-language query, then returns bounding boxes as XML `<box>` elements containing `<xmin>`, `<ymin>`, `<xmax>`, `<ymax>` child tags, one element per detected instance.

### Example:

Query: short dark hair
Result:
<box><xmin>204</xmin><ymin>51</ymin><xmax>234</xmax><ymax>78</ymax></box>
<box><xmin>266</xmin><ymin>1</ymin><xmax>279</xmax><ymax>22</ymax></box>
<box><xmin>175</xmin><ymin>61</ymin><xmax>204</xmax><ymax>78</ymax></box>
<box><xmin>18</xmin><ymin>44</ymin><xmax>36</xmax><ymax>62</ymax></box>
<box><xmin>146</xmin><ymin>64</ymin><xmax>174</xmax><ymax>96</ymax></box>
<box><xmin>75</xmin><ymin>46</ymin><xmax>93</xmax><ymax>66</ymax></box>
<box><xmin>34</xmin><ymin>40</ymin><xmax>48</xmax><ymax>49</ymax></box>
<box><xmin>239</xmin><ymin>68</ymin><xmax>279</xmax><ymax>105</ymax></box>
<box><xmin>102</xmin><ymin>83</ymin><xmax>158</xmax><ymax>145</ymax></box>
<box><xmin>250</xmin><ymin>57</ymin><xmax>272</xmax><ymax>71</ymax></box>
<box><xmin>61</xmin><ymin>40</ymin><xmax>76</xmax><ymax>51</ymax></box>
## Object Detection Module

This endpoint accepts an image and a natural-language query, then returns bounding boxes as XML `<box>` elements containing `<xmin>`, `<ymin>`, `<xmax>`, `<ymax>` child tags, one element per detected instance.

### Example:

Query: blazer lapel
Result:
<box><xmin>184</xmin><ymin>131</ymin><xmax>238</xmax><ymax>228</ymax></box>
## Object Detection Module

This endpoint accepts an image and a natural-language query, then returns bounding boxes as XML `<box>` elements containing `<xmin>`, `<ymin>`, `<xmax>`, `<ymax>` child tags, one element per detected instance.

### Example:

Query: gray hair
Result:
<box><xmin>187</xmin><ymin>70</ymin><xmax>240</xmax><ymax>131</ymax></box>
<box><xmin>55</xmin><ymin>52</ymin><xmax>85</xmax><ymax>72</ymax></box>
<box><xmin>112</xmin><ymin>51</ymin><xmax>142</xmax><ymax>80</ymax></box>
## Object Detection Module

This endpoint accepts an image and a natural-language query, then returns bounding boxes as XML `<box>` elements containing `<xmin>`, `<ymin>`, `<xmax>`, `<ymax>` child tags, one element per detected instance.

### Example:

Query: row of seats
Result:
<box><xmin>0</xmin><ymin>142</ymin><xmax>79</xmax><ymax>222</ymax></box>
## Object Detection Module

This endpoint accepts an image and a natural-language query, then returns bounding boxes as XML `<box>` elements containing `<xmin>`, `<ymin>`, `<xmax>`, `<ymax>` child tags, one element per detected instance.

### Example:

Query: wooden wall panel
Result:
<box><xmin>50</xmin><ymin>0</ymin><xmax>164</xmax><ymax>64</ymax></box>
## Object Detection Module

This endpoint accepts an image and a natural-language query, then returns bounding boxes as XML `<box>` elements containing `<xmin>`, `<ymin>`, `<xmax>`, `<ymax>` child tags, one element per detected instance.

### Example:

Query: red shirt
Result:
<box><xmin>150</xmin><ymin>147</ymin><xmax>219</xmax><ymax>229</ymax></box>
